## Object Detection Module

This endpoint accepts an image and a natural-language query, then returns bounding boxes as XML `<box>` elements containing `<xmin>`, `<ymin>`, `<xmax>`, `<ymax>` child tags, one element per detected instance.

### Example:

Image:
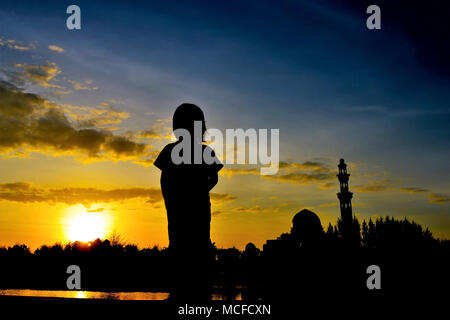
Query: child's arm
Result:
<box><xmin>207</xmin><ymin>172</ymin><xmax>219</xmax><ymax>192</ymax></box>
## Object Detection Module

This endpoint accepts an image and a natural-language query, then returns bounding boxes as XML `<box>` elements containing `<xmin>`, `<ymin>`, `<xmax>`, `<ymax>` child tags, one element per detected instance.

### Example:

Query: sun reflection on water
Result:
<box><xmin>0</xmin><ymin>289</ymin><xmax>170</xmax><ymax>300</ymax></box>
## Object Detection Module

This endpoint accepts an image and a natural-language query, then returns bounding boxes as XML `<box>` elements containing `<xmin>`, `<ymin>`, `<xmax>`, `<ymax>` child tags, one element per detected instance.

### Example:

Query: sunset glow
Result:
<box><xmin>0</xmin><ymin>1</ymin><xmax>449</xmax><ymax>251</ymax></box>
<box><xmin>65</xmin><ymin>206</ymin><xmax>111</xmax><ymax>242</ymax></box>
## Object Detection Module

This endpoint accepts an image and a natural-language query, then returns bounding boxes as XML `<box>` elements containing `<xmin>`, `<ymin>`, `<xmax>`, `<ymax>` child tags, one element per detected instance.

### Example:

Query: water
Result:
<box><xmin>0</xmin><ymin>289</ymin><xmax>169</xmax><ymax>300</ymax></box>
<box><xmin>0</xmin><ymin>288</ymin><xmax>243</xmax><ymax>300</ymax></box>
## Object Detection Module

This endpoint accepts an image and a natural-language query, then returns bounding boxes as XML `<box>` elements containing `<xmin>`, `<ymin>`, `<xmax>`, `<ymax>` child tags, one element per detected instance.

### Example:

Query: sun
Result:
<box><xmin>65</xmin><ymin>205</ymin><xmax>110</xmax><ymax>242</ymax></box>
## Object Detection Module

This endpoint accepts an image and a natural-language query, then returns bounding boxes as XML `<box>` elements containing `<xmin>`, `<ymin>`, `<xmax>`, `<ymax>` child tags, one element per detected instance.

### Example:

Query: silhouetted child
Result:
<box><xmin>154</xmin><ymin>103</ymin><xmax>222</xmax><ymax>300</ymax></box>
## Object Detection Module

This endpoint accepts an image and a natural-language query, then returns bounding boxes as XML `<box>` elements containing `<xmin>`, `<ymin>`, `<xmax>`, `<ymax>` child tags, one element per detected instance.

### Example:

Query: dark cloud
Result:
<box><xmin>221</xmin><ymin>167</ymin><xmax>260</xmax><ymax>176</ymax></box>
<box><xmin>228</xmin><ymin>205</ymin><xmax>279</xmax><ymax>215</ymax></box>
<box><xmin>0</xmin><ymin>80</ymin><xmax>150</xmax><ymax>160</ymax></box>
<box><xmin>399</xmin><ymin>188</ymin><xmax>450</xmax><ymax>205</ymax></box>
<box><xmin>86</xmin><ymin>208</ymin><xmax>105</xmax><ymax>213</ymax></box>
<box><xmin>0</xmin><ymin>182</ymin><xmax>162</xmax><ymax>206</ymax></box>
<box><xmin>0</xmin><ymin>182</ymin><xmax>32</xmax><ymax>190</ymax></box>
<box><xmin>135</xmin><ymin>119</ymin><xmax>172</xmax><ymax>140</ymax></box>
<box><xmin>137</xmin><ymin>130</ymin><xmax>160</xmax><ymax>139</ymax></box>
<box><xmin>0</xmin><ymin>81</ymin><xmax>43</xmax><ymax>118</ymax></box>
<box><xmin>222</xmin><ymin>160</ymin><xmax>335</xmax><ymax>187</ymax></box>
<box><xmin>105</xmin><ymin>136</ymin><xmax>147</xmax><ymax>157</ymax></box>
<box><xmin>210</xmin><ymin>193</ymin><xmax>237</xmax><ymax>204</ymax></box>
<box><xmin>263</xmin><ymin>172</ymin><xmax>334</xmax><ymax>185</ymax></box>
<box><xmin>11</xmin><ymin>62</ymin><xmax>62</xmax><ymax>88</ymax></box>
<box><xmin>279</xmin><ymin>161</ymin><xmax>329</xmax><ymax>172</ymax></box>
<box><xmin>0</xmin><ymin>38</ymin><xmax>35</xmax><ymax>51</ymax></box>
<box><xmin>319</xmin><ymin>182</ymin><xmax>336</xmax><ymax>190</ymax></box>
<box><xmin>232</xmin><ymin>205</ymin><xmax>263</xmax><ymax>213</ymax></box>
<box><xmin>399</xmin><ymin>187</ymin><xmax>429</xmax><ymax>194</ymax></box>
<box><xmin>0</xmin><ymin>182</ymin><xmax>238</xmax><ymax>209</ymax></box>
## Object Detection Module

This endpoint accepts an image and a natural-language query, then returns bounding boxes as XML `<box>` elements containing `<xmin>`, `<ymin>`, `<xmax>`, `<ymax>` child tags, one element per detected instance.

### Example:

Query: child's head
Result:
<box><xmin>173</xmin><ymin>103</ymin><xmax>206</xmax><ymax>141</ymax></box>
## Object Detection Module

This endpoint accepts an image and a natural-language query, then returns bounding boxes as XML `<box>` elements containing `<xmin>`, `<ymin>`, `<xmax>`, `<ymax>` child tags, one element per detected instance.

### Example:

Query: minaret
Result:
<box><xmin>337</xmin><ymin>158</ymin><xmax>353</xmax><ymax>240</ymax></box>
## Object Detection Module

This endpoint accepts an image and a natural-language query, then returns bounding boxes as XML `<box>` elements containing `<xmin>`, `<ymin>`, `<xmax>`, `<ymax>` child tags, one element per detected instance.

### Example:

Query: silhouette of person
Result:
<box><xmin>154</xmin><ymin>103</ymin><xmax>223</xmax><ymax>300</ymax></box>
<box><xmin>264</xmin><ymin>209</ymin><xmax>327</xmax><ymax>301</ymax></box>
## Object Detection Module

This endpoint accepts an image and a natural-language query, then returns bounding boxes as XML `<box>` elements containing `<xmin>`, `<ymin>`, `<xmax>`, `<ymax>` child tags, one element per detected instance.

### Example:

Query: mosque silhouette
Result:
<box><xmin>263</xmin><ymin>158</ymin><xmax>353</xmax><ymax>252</ymax></box>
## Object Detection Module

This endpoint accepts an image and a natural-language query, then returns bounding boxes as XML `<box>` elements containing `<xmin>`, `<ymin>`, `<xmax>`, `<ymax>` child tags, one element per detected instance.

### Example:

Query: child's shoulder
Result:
<box><xmin>154</xmin><ymin>142</ymin><xmax>178</xmax><ymax>170</ymax></box>
<box><xmin>162</xmin><ymin>142</ymin><xmax>179</xmax><ymax>152</ymax></box>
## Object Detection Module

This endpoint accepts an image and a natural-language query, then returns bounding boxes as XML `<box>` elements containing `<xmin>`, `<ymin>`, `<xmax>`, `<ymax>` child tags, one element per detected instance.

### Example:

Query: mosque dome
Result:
<box><xmin>245</xmin><ymin>242</ymin><xmax>257</xmax><ymax>252</ymax></box>
<box><xmin>291</xmin><ymin>209</ymin><xmax>323</xmax><ymax>241</ymax></box>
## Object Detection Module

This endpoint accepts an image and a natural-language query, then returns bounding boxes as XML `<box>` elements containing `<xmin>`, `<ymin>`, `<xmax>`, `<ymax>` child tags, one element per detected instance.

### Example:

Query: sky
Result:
<box><xmin>0</xmin><ymin>0</ymin><xmax>449</xmax><ymax>250</ymax></box>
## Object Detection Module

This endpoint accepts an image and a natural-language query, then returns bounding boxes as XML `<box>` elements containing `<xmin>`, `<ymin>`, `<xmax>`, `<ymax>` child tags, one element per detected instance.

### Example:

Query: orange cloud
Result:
<box><xmin>48</xmin><ymin>45</ymin><xmax>65</xmax><ymax>53</ymax></box>
<box><xmin>353</xmin><ymin>179</ymin><xmax>391</xmax><ymax>193</ymax></box>
<box><xmin>0</xmin><ymin>38</ymin><xmax>36</xmax><ymax>51</ymax></box>
<box><xmin>86</xmin><ymin>208</ymin><xmax>105</xmax><ymax>213</ymax></box>
<box><xmin>12</xmin><ymin>61</ymin><xmax>62</xmax><ymax>88</ymax></box>
<box><xmin>137</xmin><ymin>130</ymin><xmax>161</xmax><ymax>139</ymax></box>
<box><xmin>220</xmin><ymin>167</ymin><xmax>260</xmax><ymax>176</ymax></box>
<box><xmin>64</xmin><ymin>102</ymin><xmax>130</xmax><ymax>130</ymax></box>
<box><xmin>68</xmin><ymin>79</ymin><xmax>98</xmax><ymax>91</ymax></box>
<box><xmin>136</xmin><ymin>118</ymin><xmax>172</xmax><ymax>140</ymax></box>
<box><xmin>428</xmin><ymin>193</ymin><xmax>450</xmax><ymax>204</ymax></box>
